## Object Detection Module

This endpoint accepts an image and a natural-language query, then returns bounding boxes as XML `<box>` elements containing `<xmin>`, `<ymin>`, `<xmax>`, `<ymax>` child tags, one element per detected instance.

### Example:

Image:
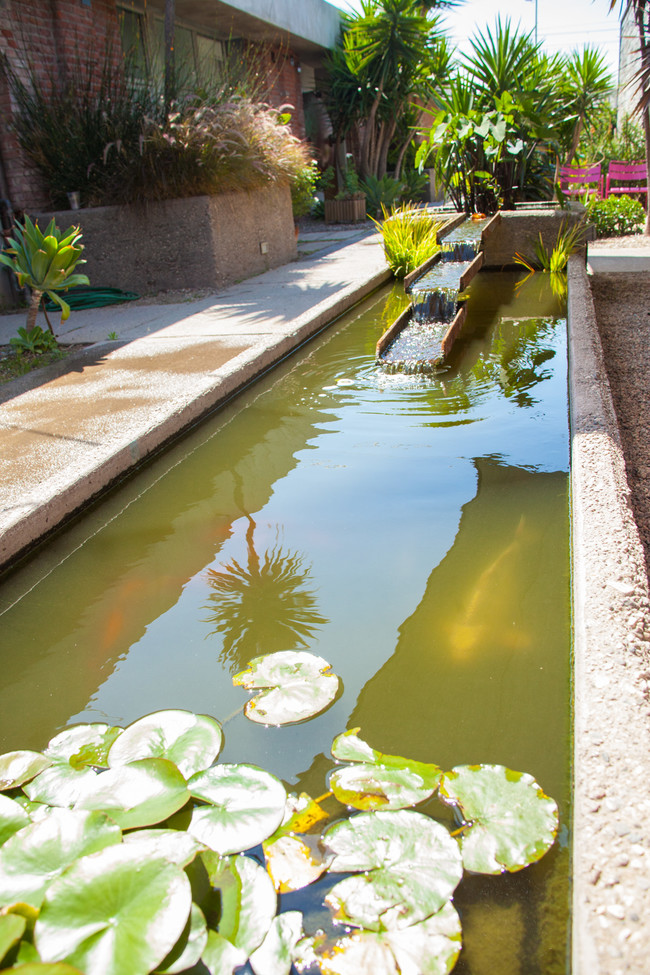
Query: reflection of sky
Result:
<box><xmin>52</xmin><ymin>274</ymin><xmax>571</xmax><ymax>786</ymax></box>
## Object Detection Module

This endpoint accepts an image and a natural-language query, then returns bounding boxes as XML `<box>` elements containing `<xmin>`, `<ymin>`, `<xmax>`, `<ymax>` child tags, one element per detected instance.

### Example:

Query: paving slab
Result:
<box><xmin>0</xmin><ymin>228</ymin><xmax>390</xmax><ymax>569</ymax></box>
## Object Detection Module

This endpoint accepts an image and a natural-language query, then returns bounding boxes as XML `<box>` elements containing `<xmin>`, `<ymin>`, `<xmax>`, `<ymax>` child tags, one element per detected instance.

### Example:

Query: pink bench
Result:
<box><xmin>559</xmin><ymin>163</ymin><xmax>603</xmax><ymax>199</ymax></box>
<box><xmin>605</xmin><ymin>160</ymin><xmax>648</xmax><ymax>202</ymax></box>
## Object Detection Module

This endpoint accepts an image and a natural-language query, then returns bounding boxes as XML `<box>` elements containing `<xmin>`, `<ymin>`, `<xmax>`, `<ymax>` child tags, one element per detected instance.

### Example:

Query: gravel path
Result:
<box><xmin>589</xmin><ymin>235</ymin><xmax>650</xmax><ymax>582</ymax></box>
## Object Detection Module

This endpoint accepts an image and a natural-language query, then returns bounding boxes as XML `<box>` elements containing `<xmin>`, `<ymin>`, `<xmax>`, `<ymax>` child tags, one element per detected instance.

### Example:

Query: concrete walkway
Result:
<box><xmin>0</xmin><ymin>226</ymin><xmax>389</xmax><ymax>569</ymax></box>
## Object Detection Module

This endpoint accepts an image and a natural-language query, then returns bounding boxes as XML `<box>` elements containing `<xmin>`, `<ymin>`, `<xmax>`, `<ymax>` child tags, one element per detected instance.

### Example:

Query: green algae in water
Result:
<box><xmin>0</xmin><ymin>271</ymin><xmax>570</xmax><ymax>974</ymax></box>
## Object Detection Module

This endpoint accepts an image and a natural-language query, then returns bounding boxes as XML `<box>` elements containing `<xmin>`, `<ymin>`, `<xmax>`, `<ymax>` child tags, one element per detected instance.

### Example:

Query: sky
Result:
<box><xmin>327</xmin><ymin>0</ymin><xmax>623</xmax><ymax>82</ymax></box>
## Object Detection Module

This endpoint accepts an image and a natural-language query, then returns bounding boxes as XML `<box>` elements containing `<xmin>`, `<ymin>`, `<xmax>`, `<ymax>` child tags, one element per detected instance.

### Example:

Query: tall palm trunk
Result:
<box><xmin>25</xmin><ymin>289</ymin><xmax>42</xmax><ymax>333</ymax></box>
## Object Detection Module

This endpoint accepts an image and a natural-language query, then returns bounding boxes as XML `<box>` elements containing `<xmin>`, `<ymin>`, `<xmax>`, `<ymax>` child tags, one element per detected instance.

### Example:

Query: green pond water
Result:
<box><xmin>0</xmin><ymin>270</ymin><xmax>570</xmax><ymax>974</ymax></box>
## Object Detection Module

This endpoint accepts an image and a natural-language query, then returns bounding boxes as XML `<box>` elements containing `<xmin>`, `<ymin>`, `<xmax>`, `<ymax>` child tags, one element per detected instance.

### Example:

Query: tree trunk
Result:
<box><xmin>25</xmin><ymin>289</ymin><xmax>42</xmax><ymax>333</ymax></box>
<box><xmin>164</xmin><ymin>0</ymin><xmax>176</xmax><ymax>117</ymax></box>
<box><xmin>360</xmin><ymin>82</ymin><xmax>384</xmax><ymax>179</ymax></box>
<box><xmin>564</xmin><ymin>117</ymin><xmax>584</xmax><ymax>166</ymax></box>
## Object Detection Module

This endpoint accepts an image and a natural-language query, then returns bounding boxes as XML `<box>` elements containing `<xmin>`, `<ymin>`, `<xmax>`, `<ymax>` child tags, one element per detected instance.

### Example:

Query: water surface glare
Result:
<box><xmin>0</xmin><ymin>270</ymin><xmax>570</xmax><ymax>974</ymax></box>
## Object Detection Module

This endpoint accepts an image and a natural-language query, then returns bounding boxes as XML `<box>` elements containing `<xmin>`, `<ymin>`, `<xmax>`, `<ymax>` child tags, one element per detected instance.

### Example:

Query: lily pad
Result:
<box><xmin>75</xmin><ymin>758</ymin><xmax>190</xmax><ymax>829</ymax></box>
<box><xmin>330</xmin><ymin>729</ymin><xmax>441</xmax><ymax>811</ymax></box>
<box><xmin>201</xmin><ymin>930</ymin><xmax>246</xmax><ymax>975</ymax></box>
<box><xmin>233</xmin><ymin>651</ymin><xmax>339</xmax><ymax>725</ymax></box>
<box><xmin>35</xmin><ymin>845</ymin><xmax>192</xmax><ymax>975</ymax></box>
<box><xmin>263</xmin><ymin>832</ymin><xmax>331</xmax><ymax>893</ymax></box>
<box><xmin>188</xmin><ymin>764</ymin><xmax>286</xmax><ymax>855</ymax></box>
<box><xmin>0</xmin><ymin>809</ymin><xmax>122</xmax><ymax>909</ymax></box>
<box><xmin>122</xmin><ymin>829</ymin><xmax>204</xmax><ymax>867</ymax></box>
<box><xmin>249</xmin><ymin>911</ymin><xmax>305</xmax><ymax>975</ymax></box>
<box><xmin>202</xmin><ymin>853</ymin><xmax>277</xmax><ymax>956</ymax></box>
<box><xmin>314</xmin><ymin>902</ymin><xmax>462</xmax><ymax>975</ymax></box>
<box><xmin>24</xmin><ymin>764</ymin><xmax>98</xmax><ymax>808</ymax></box>
<box><xmin>45</xmin><ymin>725</ymin><xmax>123</xmax><ymax>769</ymax></box>
<box><xmin>157</xmin><ymin>902</ymin><xmax>207</xmax><ymax>974</ymax></box>
<box><xmin>0</xmin><ymin>793</ymin><xmax>31</xmax><ymax>847</ymax></box>
<box><xmin>108</xmin><ymin>710</ymin><xmax>223</xmax><ymax>779</ymax></box>
<box><xmin>9</xmin><ymin>965</ymin><xmax>84</xmax><ymax>974</ymax></box>
<box><xmin>0</xmin><ymin>752</ymin><xmax>51</xmax><ymax>792</ymax></box>
<box><xmin>0</xmin><ymin>911</ymin><xmax>26</xmax><ymax>962</ymax></box>
<box><xmin>324</xmin><ymin>810</ymin><xmax>462</xmax><ymax>930</ymax></box>
<box><xmin>439</xmin><ymin>764</ymin><xmax>559</xmax><ymax>874</ymax></box>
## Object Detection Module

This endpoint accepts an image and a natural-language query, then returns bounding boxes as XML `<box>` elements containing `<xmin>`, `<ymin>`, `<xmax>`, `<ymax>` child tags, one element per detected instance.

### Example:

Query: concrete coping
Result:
<box><xmin>568</xmin><ymin>254</ymin><xmax>650</xmax><ymax>973</ymax></box>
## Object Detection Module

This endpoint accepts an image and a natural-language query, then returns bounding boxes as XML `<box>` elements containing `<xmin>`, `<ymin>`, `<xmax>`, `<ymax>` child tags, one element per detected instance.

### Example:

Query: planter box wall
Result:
<box><xmin>36</xmin><ymin>183</ymin><xmax>296</xmax><ymax>296</ymax></box>
<box><xmin>324</xmin><ymin>197</ymin><xmax>367</xmax><ymax>224</ymax></box>
<box><xmin>482</xmin><ymin>206</ymin><xmax>593</xmax><ymax>268</ymax></box>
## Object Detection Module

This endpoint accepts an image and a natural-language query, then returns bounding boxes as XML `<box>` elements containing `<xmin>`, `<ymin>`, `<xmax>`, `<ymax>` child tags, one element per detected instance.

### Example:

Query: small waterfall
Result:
<box><xmin>440</xmin><ymin>240</ymin><xmax>479</xmax><ymax>262</ymax></box>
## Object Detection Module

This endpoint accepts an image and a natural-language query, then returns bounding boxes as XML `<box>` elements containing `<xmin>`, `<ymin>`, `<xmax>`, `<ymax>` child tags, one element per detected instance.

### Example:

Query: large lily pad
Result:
<box><xmin>249</xmin><ymin>911</ymin><xmax>304</xmax><ymax>975</ymax></box>
<box><xmin>0</xmin><ymin>809</ymin><xmax>122</xmax><ymax>909</ymax></box>
<box><xmin>0</xmin><ymin>911</ymin><xmax>26</xmax><ymax>962</ymax></box>
<box><xmin>107</xmin><ymin>710</ymin><xmax>223</xmax><ymax>779</ymax></box>
<box><xmin>44</xmin><ymin>725</ymin><xmax>123</xmax><ymax>769</ymax></box>
<box><xmin>329</xmin><ymin>730</ymin><xmax>442</xmax><ymax>810</ymax></box>
<box><xmin>201</xmin><ymin>930</ymin><xmax>246</xmax><ymax>975</ymax></box>
<box><xmin>439</xmin><ymin>764</ymin><xmax>559</xmax><ymax>874</ymax></box>
<box><xmin>313</xmin><ymin>902</ymin><xmax>462</xmax><ymax>975</ymax></box>
<box><xmin>122</xmin><ymin>829</ymin><xmax>204</xmax><ymax>867</ymax></box>
<box><xmin>35</xmin><ymin>844</ymin><xmax>192</xmax><ymax>975</ymax></box>
<box><xmin>324</xmin><ymin>810</ymin><xmax>462</xmax><ymax>930</ymax></box>
<box><xmin>157</xmin><ymin>902</ymin><xmax>207</xmax><ymax>974</ymax></box>
<box><xmin>24</xmin><ymin>764</ymin><xmax>98</xmax><ymax>808</ymax></box>
<box><xmin>202</xmin><ymin>853</ymin><xmax>277</xmax><ymax>956</ymax></box>
<box><xmin>233</xmin><ymin>651</ymin><xmax>339</xmax><ymax>725</ymax></box>
<box><xmin>0</xmin><ymin>793</ymin><xmax>31</xmax><ymax>847</ymax></box>
<box><xmin>0</xmin><ymin>752</ymin><xmax>51</xmax><ymax>792</ymax></box>
<box><xmin>75</xmin><ymin>758</ymin><xmax>190</xmax><ymax>830</ymax></box>
<box><xmin>188</xmin><ymin>764</ymin><xmax>286</xmax><ymax>855</ymax></box>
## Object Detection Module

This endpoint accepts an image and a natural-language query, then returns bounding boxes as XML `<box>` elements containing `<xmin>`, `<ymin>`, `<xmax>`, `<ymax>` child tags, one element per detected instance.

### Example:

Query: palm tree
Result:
<box><xmin>561</xmin><ymin>47</ymin><xmax>613</xmax><ymax>164</ymax></box>
<box><xmin>610</xmin><ymin>0</ymin><xmax>650</xmax><ymax>232</ymax></box>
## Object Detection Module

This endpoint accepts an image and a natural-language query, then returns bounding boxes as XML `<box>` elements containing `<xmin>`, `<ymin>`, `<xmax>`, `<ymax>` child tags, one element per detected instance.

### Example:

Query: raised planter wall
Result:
<box><xmin>324</xmin><ymin>197</ymin><xmax>367</xmax><ymax>224</ymax></box>
<box><xmin>482</xmin><ymin>205</ymin><xmax>592</xmax><ymax>268</ymax></box>
<box><xmin>36</xmin><ymin>183</ymin><xmax>297</xmax><ymax>296</ymax></box>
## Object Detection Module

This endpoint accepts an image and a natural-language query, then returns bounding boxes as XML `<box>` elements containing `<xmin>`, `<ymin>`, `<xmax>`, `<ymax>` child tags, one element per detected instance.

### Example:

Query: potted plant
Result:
<box><xmin>324</xmin><ymin>164</ymin><xmax>367</xmax><ymax>224</ymax></box>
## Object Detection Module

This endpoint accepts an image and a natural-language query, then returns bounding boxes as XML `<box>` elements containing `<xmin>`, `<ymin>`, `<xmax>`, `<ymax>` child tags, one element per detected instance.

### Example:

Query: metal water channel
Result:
<box><xmin>0</xmin><ymin>269</ymin><xmax>571</xmax><ymax>974</ymax></box>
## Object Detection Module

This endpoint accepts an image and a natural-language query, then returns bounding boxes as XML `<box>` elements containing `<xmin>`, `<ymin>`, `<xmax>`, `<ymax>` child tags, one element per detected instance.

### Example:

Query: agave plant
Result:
<box><xmin>0</xmin><ymin>215</ymin><xmax>89</xmax><ymax>333</ymax></box>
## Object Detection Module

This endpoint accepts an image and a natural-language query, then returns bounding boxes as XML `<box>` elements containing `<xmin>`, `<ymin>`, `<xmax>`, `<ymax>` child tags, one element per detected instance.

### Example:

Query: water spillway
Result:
<box><xmin>0</xmin><ymin>269</ymin><xmax>570</xmax><ymax>974</ymax></box>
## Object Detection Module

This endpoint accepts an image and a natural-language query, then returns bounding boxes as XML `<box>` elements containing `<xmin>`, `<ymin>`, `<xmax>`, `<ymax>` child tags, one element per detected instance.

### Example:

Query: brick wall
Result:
<box><xmin>256</xmin><ymin>45</ymin><xmax>307</xmax><ymax>142</ymax></box>
<box><xmin>0</xmin><ymin>0</ymin><xmax>121</xmax><ymax>211</ymax></box>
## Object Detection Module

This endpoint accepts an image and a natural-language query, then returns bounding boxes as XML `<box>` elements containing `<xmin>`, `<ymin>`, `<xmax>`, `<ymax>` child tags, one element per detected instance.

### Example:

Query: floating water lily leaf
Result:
<box><xmin>233</xmin><ymin>651</ymin><xmax>339</xmax><ymax>725</ymax></box>
<box><xmin>0</xmin><ymin>752</ymin><xmax>51</xmax><ymax>791</ymax></box>
<box><xmin>75</xmin><ymin>758</ymin><xmax>190</xmax><ymax>830</ymax></box>
<box><xmin>201</xmin><ymin>930</ymin><xmax>246</xmax><ymax>975</ymax></box>
<box><xmin>44</xmin><ymin>725</ymin><xmax>123</xmax><ymax>769</ymax></box>
<box><xmin>0</xmin><ymin>809</ymin><xmax>122</xmax><ymax>909</ymax></box>
<box><xmin>263</xmin><ymin>793</ymin><xmax>331</xmax><ymax>892</ymax></box>
<box><xmin>324</xmin><ymin>811</ymin><xmax>462</xmax><ymax>930</ymax></box>
<box><xmin>157</xmin><ymin>902</ymin><xmax>207</xmax><ymax>974</ymax></box>
<box><xmin>122</xmin><ymin>829</ymin><xmax>204</xmax><ymax>867</ymax></box>
<box><xmin>202</xmin><ymin>853</ymin><xmax>277</xmax><ymax>956</ymax></box>
<box><xmin>0</xmin><ymin>793</ymin><xmax>31</xmax><ymax>846</ymax></box>
<box><xmin>108</xmin><ymin>710</ymin><xmax>223</xmax><ymax>779</ymax></box>
<box><xmin>24</xmin><ymin>764</ymin><xmax>98</xmax><ymax>808</ymax></box>
<box><xmin>0</xmin><ymin>911</ymin><xmax>26</xmax><ymax>962</ymax></box>
<box><xmin>35</xmin><ymin>845</ymin><xmax>191</xmax><ymax>975</ymax></box>
<box><xmin>12</xmin><ymin>797</ymin><xmax>50</xmax><ymax>822</ymax></box>
<box><xmin>314</xmin><ymin>901</ymin><xmax>462</xmax><ymax>975</ymax></box>
<box><xmin>439</xmin><ymin>764</ymin><xmax>559</xmax><ymax>874</ymax></box>
<box><xmin>330</xmin><ymin>729</ymin><xmax>441</xmax><ymax>810</ymax></box>
<box><xmin>188</xmin><ymin>764</ymin><xmax>286</xmax><ymax>855</ymax></box>
<box><xmin>263</xmin><ymin>832</ymin><xmax>331</xmax><ymax>893</ymax></box>
<box><xmin>249</xmin><ymin>911</ymin><xmax>304</xmax><ymax>975</ymax></box>
<box><xmin>9</xmin><ymin>964</ymin><xmax>84</xmax><ymax>974</ymax></box>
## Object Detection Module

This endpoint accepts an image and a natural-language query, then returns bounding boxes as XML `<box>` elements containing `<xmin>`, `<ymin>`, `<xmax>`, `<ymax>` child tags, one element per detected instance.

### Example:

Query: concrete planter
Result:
<box><xmin>324</xmin><ymin>197</ymin><xmax>367</xmax><ymax>224</ymax></box>
<box><xmin>35</xmin><ymin>183</ymin><xmax>297</xmax><ymax>296</ymax></box>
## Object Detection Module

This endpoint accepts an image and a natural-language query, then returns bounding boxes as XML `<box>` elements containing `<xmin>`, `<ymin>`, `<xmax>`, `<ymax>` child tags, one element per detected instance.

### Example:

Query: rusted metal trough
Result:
<box><xmin>377</xmin><ymin>212</ymin><xmax>502</xmax><ymax>373</ymax></box>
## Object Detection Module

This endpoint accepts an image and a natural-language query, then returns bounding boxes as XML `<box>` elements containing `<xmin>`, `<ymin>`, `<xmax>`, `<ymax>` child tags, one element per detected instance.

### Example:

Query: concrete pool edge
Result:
<box><xmin>568</xmin><ymin>255</ymin><xmax>650</xmax><ymax>973</ymax></box>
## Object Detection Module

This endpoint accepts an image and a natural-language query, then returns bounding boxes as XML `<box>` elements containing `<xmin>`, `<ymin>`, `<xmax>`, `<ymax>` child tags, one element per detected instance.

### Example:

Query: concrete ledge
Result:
<box><xmin>568</xmin><ymin>255</ymin><xmax>650</xmax><ymax>973</ymax></box>
<box><xmin>587</xmin><ymin>250</ymin><xmax>650</xmax><ymax>273</ymax></box>
<box><xmin>483</xmin><ymin>207</ymin><xmax>591</xmax><ymax>268</ymax></box>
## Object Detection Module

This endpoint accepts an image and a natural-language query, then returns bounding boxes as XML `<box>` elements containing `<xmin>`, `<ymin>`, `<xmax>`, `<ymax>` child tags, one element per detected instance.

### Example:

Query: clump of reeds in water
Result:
<box><xmin>372</xmin><ymin>203</ymin><xmax>446</xmax><ymax>279</ymax></box>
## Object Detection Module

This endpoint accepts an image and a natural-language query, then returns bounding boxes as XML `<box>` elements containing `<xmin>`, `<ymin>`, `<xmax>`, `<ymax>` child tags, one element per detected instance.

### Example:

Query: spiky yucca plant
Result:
<box><xmin>0</xmin><ymin>216</ymin><xmax>89</xmax><ymax>333</ymax></box>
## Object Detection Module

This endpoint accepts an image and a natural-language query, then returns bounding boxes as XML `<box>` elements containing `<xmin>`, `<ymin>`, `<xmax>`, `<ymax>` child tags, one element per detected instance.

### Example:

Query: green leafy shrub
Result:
<box><xmin>290</xmin><ymin>159</ymin><xmax>319</xmax><ymax>218</ymax></box>
<box><xmin>9</xmin><ymin>325</ymin><xmax>59</xmax><ymax>354</ymax></box>
<box><xmin>360</xmin><ymin>174</ymin><xmax>405</xmax><ymax>218</ymax></box>
<box><xmin>585</xmin><ymin>194</ymin><xmax>645</xmax><ymax>237</ymax></box>
<box><xmin>373</xmin><ymin>203</ymin><xmax>445</xmax><ymax>278</ymax></box>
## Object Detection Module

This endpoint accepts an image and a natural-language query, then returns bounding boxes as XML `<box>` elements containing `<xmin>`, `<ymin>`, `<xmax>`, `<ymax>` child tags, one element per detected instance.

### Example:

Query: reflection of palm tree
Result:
<box><xmin>203</xmin><ymin>514</ymin><xmax>327</xmax><ymax>673</ymax></box>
